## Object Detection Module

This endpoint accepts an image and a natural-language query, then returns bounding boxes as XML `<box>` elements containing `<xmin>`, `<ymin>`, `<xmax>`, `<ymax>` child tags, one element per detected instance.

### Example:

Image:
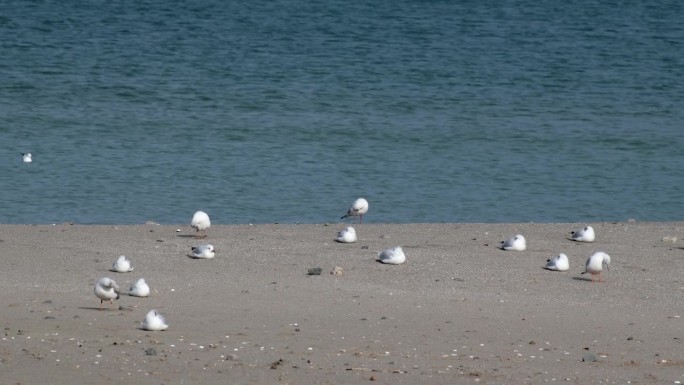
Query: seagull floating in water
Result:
<box><xmin>94</xmin><ymin>277</ymin><xmax>120</xmax><ymax>310</ymax></box>
<box><xmin>571</xmin><ymin>225</ymin><xmax>595</xmax><ymax>242</ymax></box>
<box><xmin>376</xmin><ymin>246</ymin><xmax>406</xmax><ymax>265</ymax></box>
<box><xmin>22</xmin><ymin>153</ymin><xmax>32</xmax><ymax>163</ymax></box>
<box><xmin>128</xmin><ymin>278</ymin><xmax>150</xmax><ymax>297</ymax></box>
<box><xmin>191</xmin><ymin>210</ymin><xmax>211</xmax><ymax>238</ymax></box>
<box><xmin>189</xmin><ymin>244</ymin><xmax>215</xmax><ymax>259</ymax></box>
<box><xmin>582</xmin><ymin>251</ymin><xmax>611</xmax><ymax>283</ymax></box>
<box><xmin>335</xmin><ymin>226</ymin><xmax>357</xmax><ymax>243</ymax></box>
<box><xmin>500</xmin><ymin>234</ymin><xmax>526</xmax><ymax>251</ymax></box>
<box><xmin>142</xmin><ymin>309</ymin><xmax>169</xmax><ymax>331</ymax></box>
<box><xmin>341</xmin><ymin>198</ymin><xmax>368</xmax><ymax>223</ymax></box>
<box><xmin>545</xmin><ymin>253</ymin><xmax>569</xmax><ymax>271</ymax></box>
<box><xmin>111</xmin><ymin>255</ymin><xmax>134</xmax><ymax>272</ymax></box>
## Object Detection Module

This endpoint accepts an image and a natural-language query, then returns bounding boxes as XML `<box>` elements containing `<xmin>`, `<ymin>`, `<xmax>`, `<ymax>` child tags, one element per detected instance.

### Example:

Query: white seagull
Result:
<box><xmin>128</xmin><ymin>278</ymin><xmax>150</xmax><ymax>297</ymax></box>
<box><xmin>376</xmin><ymin>246</ymin><xmax>406</xmax><ymax>265</ymax></box>
<box><xmin>582</xmin><ymin>251</ymin><xmax>611</xmax><ymax>283</ymax></box>
<box><xmin>341</xmin><ymin>198</ymin><xmax>369</xmax><ymax>223</ymax></box>
<box><xmin>500</xmin><ymin>234</ymin><xmax>526</xmax><ymax>251</ymax></box>
<box><xmin>141</xmin><ymin>309</ymin><xmax>169</xmax><ymax>331</ymax></box>
<box><xmin>94</xmin><ymin>277</ymin><xmax>120</xmax><ymax>310</ymax></box>
<box><xmin>191</xmin><ymin>210</ymin><xmax>211</xmax><ymax>238</ymax></box>
<box><xmin>22</xmin><ymin>153</ymin><xmax>32</xmax><ymax>163</ymax></box>
<box><xmin>571</xmin><ymin>225</ymin><xmax>595</xmax><ymax>242</ymax></box>
<box><xmin>189</xmin><ymin>244</ymin><xmax>215</xmax><ymax>259</ymax></box>
<box><xmin>545</xmin><ymin>253</ymin><xmax>569</xmax><ymax>271</ymax></box>
<box><xmin>111</xmin><ymin>255</ymin><xmax>134</xmax><ymax>272</ymax></box>
<box><xmin>335</xmin><ymin>226</ymin><xmax>357</xmax><ymax>243</ymax></box>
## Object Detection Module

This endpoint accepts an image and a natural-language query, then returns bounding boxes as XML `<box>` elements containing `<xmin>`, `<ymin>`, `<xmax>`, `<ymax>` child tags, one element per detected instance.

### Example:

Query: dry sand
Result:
<box><xmin>1</xmin><ymin>222</ymin><xmax>683</xmax><ymax>384</ymax></box>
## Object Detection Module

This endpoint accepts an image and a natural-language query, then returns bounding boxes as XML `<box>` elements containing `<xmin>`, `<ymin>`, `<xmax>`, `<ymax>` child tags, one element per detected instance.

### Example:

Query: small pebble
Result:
<box><xmin>145</xmin><ymin>348</ymin><xmax>157</xmax><ymax>356</ymax></box>
<box><xmin>307</xmin><ymin>267</ymin><xmax>323</xmax><ymax>275</ymax></box>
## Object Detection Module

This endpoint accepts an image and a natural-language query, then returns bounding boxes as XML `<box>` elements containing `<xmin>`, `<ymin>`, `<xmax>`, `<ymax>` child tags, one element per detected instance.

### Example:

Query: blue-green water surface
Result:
<box><xmin>2</xmin><ymin>0</ymin><xmax>683</xmax><ymax>224</ymax></box>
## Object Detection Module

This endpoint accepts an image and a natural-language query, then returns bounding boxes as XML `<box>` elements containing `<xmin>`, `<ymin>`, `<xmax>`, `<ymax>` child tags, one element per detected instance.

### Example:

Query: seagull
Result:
<box><xmin>141</xmin><ymin>309</ymin><xmax>169</xmax><ymax>331</ymax></box>
<box><xmin>582</xmin><ymin>251</ymin><xmax>611</xmax><ymax>282</ymax></box>
<box><xmin>341</xmin><ymin>198</ymin><xmax>369</xmax><ymax>223</ymax></box>
<box><xmin>545</xmin><ymin>253</ymin><xmax>569</xmax><ymax>271</ymax></box>
<box><xmin>189</xmin><ymin>244</ymin><xmax>215</xmax><ymax>259</ymax></box>
<box><xmin>335</xmin><ymin>226</ymin><xmax>357</xmax><ymax>243</ymax></box>
<box><xmin>94</xmin><ymin>277</ymin><xmax>120</xmax><ymax>310</ymax></box>
<box><xmin>571</xmin><ymin>225</ymin><xmax>595</xmax><ymax>242</ymax></box>
<box><xmin>191</xmin><ymin>210</ymin><xmax>211</xmax><ymax>238</ymax></box>
<box><xmin>500</xmin><ymin>234</ymin><xmax>526</xmax><ymax>251</ymax></box>
<box><xmin>111</xmin><ymin>255</ymin><xmax>134</xmax><ymax>272</ymax></box>
<box><xmin>376</xmin><ymin>246</ymin><xmax>406</xmax><ymax>265</ymax></box>
<box><xmin>22</xmin><ymin>153</ymin><xmax>32</xmax><ymax>163</ymax></box>
<box><xmin>128</xmin><ymin>278</ymin><xmax>150</xmax><ymax>297</ymax></box>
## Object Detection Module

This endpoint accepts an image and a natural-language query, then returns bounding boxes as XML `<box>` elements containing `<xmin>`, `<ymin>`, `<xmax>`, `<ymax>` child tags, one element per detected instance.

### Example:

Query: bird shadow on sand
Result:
<box><xmin>77</xmin><ymin>306</ymin><xmax>120</xmax><ymax>311</ymax></box>
<box><xmin>176</xmin><ymin>234</ymin><xmax>202</xmax><ymax>238</ymax></box>
<box><xmin>572</xmin><ymin>276</ymin><xmax>606</xmax><ymax>282</ymax></box>
<box><xmin>541</xmin><ymin>267</ymin><xmax>566</xmax><ymax>272</ymax></box>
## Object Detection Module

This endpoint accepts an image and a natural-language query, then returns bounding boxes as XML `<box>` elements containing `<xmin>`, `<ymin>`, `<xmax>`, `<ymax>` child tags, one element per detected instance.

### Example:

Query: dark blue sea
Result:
<box><xmin>2</xmin><ymin>0</ymin><xmax>683</xmax><ymax>224</ymax></box>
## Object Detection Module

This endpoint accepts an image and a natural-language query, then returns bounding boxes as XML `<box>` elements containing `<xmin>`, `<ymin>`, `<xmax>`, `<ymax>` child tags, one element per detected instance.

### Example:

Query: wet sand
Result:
<box><xmin>1</xmin><ymin>222</ymin><xmax>683</xmax><ymax>384</ymax></box>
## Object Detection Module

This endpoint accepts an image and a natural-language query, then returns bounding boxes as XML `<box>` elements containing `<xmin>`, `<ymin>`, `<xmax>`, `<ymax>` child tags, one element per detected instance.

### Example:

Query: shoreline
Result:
<box><xmin>1</xmin><ymin>222</ymin><xmax>683</xmax><ymax>384</ymax></box>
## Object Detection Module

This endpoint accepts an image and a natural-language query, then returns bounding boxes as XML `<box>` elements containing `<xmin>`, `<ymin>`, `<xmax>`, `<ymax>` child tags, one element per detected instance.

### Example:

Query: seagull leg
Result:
<box><xmin>100</xmin><ymin>300</ymin><xmax>103</xmax><ymax>310</ymax></box>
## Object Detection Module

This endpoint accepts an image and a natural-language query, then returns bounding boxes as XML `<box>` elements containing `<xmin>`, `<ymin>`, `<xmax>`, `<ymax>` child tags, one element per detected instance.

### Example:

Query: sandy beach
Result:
<box><xmin>1</xmin><ymin>222</ymin><xmax>683</xmax><ymax>384</ymax></box>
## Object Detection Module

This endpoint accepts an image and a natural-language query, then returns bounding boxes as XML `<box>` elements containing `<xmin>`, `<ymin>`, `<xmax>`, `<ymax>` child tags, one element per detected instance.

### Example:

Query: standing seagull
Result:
<box><xmin>582</xmin><ymin>251</ymin><xmax>611</xmax><ymax>283</ymax></box>
<box><xmin>571</xmin><ymin>225</ymin><xmax>595</xmax><ymax>242</ymax></box>
<box><xmin>341</xmin><ymin>198</ymin><xmax>369</xmax><ymax>223</ymax></box>
<box><xmin>191</xmin><ymin>210</ymin><xmax>211</xmax><ymax>238</ymax></box>
<box><xmin>94</xmin><ymin>277</ymin><xmax>120</xmax><ymax>310</ymax></box>
<box><xmin>22</xmin><ymin>153</ymin><xmax>32</xmax><ymax>163</ymax></box>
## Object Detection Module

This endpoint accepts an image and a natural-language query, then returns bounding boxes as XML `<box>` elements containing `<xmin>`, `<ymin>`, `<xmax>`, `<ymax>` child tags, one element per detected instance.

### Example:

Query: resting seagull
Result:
<box><xmin>500</xmin><ymin>234</ymin><xmax>526</xmax><ymax>251</ymax></box>
<box><xmin>376</xmin><ymin>246</ymin><xmax>406</xmax><ymax>265</ymax></box>
<box><xmin>571</xmin><ymin>226</ymin><xmax>595</xmax><ymax>242</ymax></box>
<box><xmin>545</xmin><ymin>253</ymin><xmax>569</xmax><ymax>271</ymax></box>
